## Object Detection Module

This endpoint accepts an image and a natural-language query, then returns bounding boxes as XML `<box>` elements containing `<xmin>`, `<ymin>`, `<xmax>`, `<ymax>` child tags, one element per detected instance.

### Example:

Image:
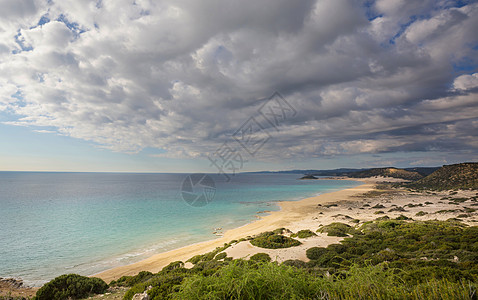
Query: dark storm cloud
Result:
<box><xmin>0</xmin><ymin>0</ymin><xmax>477</xmax><ymax>160</ymax></box>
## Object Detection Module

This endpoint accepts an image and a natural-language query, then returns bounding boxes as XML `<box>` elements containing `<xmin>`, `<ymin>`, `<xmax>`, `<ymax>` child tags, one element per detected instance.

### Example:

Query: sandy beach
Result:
<box><xmin>94</xmin><ymin>181</ymin><xmax>374</xmax><ymax>282</ymax></box>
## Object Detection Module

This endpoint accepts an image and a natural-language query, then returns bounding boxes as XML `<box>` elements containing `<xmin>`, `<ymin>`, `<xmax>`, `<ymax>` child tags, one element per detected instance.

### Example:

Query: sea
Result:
<box><xmin>0</xmin><ymin>172</ymin><xmax>361</xmax><ymax>286</ymax></box>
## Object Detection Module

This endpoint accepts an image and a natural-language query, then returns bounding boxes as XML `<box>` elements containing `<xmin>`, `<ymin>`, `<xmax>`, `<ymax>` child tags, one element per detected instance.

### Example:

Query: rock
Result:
<box><xmin>299</xmin><ymin>174</ymin><xmax>318</xmax><ymax>180</ymax></box>
<box><xmin>132</xmin><ymin>291</ymin><xmax>150</xmax><ymax>300</ymax></box>
<box><xmin>0</xmin><ymin>278</ymin><xmax>24</xmax><ymax>289</ymax></box>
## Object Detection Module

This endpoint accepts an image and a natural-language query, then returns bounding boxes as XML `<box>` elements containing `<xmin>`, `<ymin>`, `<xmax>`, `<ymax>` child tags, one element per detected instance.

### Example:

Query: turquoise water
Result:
<box><xmin>0</xmin><ymin>172</ymin><xmax>360</xmax><ymax>285</ymax></box>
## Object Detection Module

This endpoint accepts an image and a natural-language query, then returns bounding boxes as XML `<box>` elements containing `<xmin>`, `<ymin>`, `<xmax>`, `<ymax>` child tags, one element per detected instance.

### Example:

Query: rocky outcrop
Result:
<box><xmin>0</xmin><ymin>277</ymin><xmax>24</xmax><ymax>289</ymax></box>
<box><xmin>299</xmin><ymin>174</ymin><xmax>318</xmax><ymax>180</ymax></box>
<box><xmin>132</xmin><ymin>291</ymin><xmax>150</xmax><ymax>300</ymax></box>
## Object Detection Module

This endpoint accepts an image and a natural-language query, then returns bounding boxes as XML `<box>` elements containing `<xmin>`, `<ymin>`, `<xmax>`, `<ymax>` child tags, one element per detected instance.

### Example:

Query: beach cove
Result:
<box><xmin>0</xmin><ymin>172</ymin><xmax>361</xmax><ymax>286</ymax></box>
<box><xmin>94</xmin><ymin>181</ymin><xmax>373</xmax><ymax>282</ymax></box>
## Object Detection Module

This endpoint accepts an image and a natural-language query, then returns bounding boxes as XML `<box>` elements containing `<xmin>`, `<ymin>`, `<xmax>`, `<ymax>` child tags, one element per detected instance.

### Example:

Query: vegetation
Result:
<box><xmin>290</xmin><ymin>229</ymin><xmax>316</xmax><ymax>238</ymax></box>
<box><xmin>36</xmin><ymin>219</ymin><xmax>478</xmax><ymax>300</ymax></box>
<box><xmin>407</xmin><ymin>162</ymin><xmax>478</xmax><ymax>190</ymax></box>
<box><xmin>176</xmin><ymin>262</ymin><xmax>476</xmax><ymax>299</ymax></box>
<box><xmin>318</xmin><ymin>222</ymin><xmax>359</xmax><ymax>237</ymax></box>
<box><xmin>306</xmin><ymin>247</ymin><xmax>328</xmax><ymax>260</ymax></box>
<box><xmin>34</xmin><ymin>274</ymin><xmax>108</xmax><ymax>300</ymax></box>
<box><xmin>348</xmin><ymin>167</ymin><xmax>423</xmax><ymax>180</ymax></box>
<box><xmin>185</xmin><ymin>244</ymin><xmax>231</xmax><ymax>265</ymax></box>
<box><xmin>110</xmin><ymin>271</ymin><xmax>154</xmax><ymax>287</ymax></box>
<box><xmin>249</xmin><ymin>253</ymin><xmax>271</xmax><ymax>262</ymax></box>
<box><xmin>249</xmin><ymin>232</ymin><xmax>301</xmax><ymax>249</ymax></box>
<box><xmin>416</xmin><ymin>211</ymin><xmax>428</xmax><ymax>216</ymax></box>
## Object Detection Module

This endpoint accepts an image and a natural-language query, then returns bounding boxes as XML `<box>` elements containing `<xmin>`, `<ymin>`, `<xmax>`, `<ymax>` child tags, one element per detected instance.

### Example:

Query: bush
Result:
<box><xmin>272</xmin><ymin>228</ymin><xmax>291</xmax><ymax>234</ymax></box>
<box><xmin>186</xmin><ymin>254</ymin><xmax>203</xmax><ymax>265</ymax></box>
<box><xmin>291</xmin><ymin>229</ymin><xmax>317</xmax><ymax>239</ymax></box>
<box><xmin>250</xmin><ymin>253</ymin><xmax>271</xmax><ymax>262</ymax></box>
<box><xmin>35</xmin><ymin>274</ymin><xmax>108</xmax><ymax>300</ymax></box>
<box><xmin>110</xmin><ymin>271</ymin><xmax>153</xmax><ymax>286</ymax></box>
<box><xmin>214</xmin><ymin>252</ymin><xmax>227</xmax><ymax>260</ymax></box>
<box><xmin>306</xmin><ymin>247</ymin><xmax>328</xmax><ymax>260</ymax></box>
<box><xmin>249</xmin><ymin>232</ymin><xmax>301</xmax><ymax>249</ymax></box>
<box><xmin>389</xmin><ymin>206</ymin><xmax>407</xmax><ymax>212</ymax></box>
<box><xmin>282</xmin><ymin>259</ymin><xmax>307</xmax><ymax>268</ymax></box>
<box><xmin>318</xmin><ymin>222</ymin><xmax>359</xmax><ymax>237</ymax></box>
<box><xmin>416</xmin><ymin>211</ymin><xmax>428</xmax><ymax>216</ymax></box>
<box><xmin>162</xmin><ymin>261</ymin><xmax>184</xmax><ymax>272</ymax></box>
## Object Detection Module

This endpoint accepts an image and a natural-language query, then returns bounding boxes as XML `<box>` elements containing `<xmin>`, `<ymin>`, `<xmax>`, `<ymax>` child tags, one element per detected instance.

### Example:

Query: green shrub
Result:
<box><xmin>306</xmin><ymin>247</ymin><xmax>328</xmax><ymax>260</ymax></box>
<box><xmin>214</xmin><ymin>252</ymin><xmax>227</xmax><ymax>260</ymax></box>
<box><xmin>162</xmin><ymin>261</ymin><xmax>184</xmax><ymax>272</ymax></box>
<box><xmin>282</xmin><ymin>259</ymin><xmax>307</xmax><ymax>268</ymax></box>
<box><xmin>389</xmin><ymin>206</ymin><xmax>407</xmax><ymax>212</ymax></box>
<box><xmin>186</xmin><ymin>244</ymin><xmax>231</xmax><ymax>265</ymax></box>
<box><xmin>395</xmin><ymin>214</ymin><xmax>412</xmax><ymax>220</ymax></box>
<box><xmin>272</xmin><ymin>228</ymin><xmax>290</xmax><ymax>234</ymax></box>
<box><xmin>186</xmin><ymin>254</ymin><xmax>203</xmax><ymax>265</ymax></box>
<box><xmin>318</xmin><ymin>222</ymin><xmax>358</xmax><ymax>237</ymax></box>
<box><xmin>416</xmin><ymin>211</ymin><xmax>428</xmax><ymax>216</ymax></box>
<box><xmin>249</xmin><ymin>253</ymin><xmax>271</xmax><ymax>262</ymax></box>
<box><xmin>111</xmin><ymin>271</ymin><xmax>153</xmax><ymax>287</ymax></box>
<box><xmin>249</xmin><ymin>232</ymin><xmax>301</xmax><ymax>249</ymax></box>
<box><xmin>377</xmin><ymin>220</ymin><xmax>402</xmax><ymax>229</ymax></box>
<box><xmin>35</xmin><ymin>274</ymin><xmax>108</xmax><ymax>300</ymax></box>
<box><xmin>291</xmin><ymin>229</ymin><xmax>316</xmax><ymax>238</ymax></box>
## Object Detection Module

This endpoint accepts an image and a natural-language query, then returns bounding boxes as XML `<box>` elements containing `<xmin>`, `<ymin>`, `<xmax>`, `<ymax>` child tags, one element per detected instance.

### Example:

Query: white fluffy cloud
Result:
<box><xmin>1</xmin><ymin>0</ymin><xmax>478</xmax><ymax>161</ymax></box>
<box><xmin>454</xmin><ymin>73</ymin><xmax>478</xmax><ymax>91</ymax></box>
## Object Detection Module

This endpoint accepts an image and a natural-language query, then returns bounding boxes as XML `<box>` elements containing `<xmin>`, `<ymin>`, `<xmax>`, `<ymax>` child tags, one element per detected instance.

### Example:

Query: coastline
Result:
<box><xmin>94</xmin><ymin>180</ymin><xmax>373</xmax><ymax>283</ymax></box>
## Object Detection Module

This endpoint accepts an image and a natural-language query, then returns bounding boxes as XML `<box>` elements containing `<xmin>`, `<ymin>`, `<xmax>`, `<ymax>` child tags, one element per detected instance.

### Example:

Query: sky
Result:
<box><xmin>0</xmin><ymin>0</ymin><xmax>477</xmax><ymax>173</ymax></box>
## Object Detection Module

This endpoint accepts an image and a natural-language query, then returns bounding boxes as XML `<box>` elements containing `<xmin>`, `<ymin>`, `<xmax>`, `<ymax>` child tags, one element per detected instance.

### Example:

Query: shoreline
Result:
<box><xmin>94</xmin><ymin>179</ymin><xmax>373</xmax><ymax>283</ymax></box>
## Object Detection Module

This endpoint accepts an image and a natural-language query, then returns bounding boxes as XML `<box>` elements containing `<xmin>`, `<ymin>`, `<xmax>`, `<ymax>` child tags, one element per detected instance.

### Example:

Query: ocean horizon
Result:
<box><xmin>0</xmin><ymin>172</ymin><xmax>361</xmax><ymax>286</ymax></box>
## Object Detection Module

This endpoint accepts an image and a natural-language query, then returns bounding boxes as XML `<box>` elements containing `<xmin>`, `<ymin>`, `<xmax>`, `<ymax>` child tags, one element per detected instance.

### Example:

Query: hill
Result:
<box><xmin>348</xmin><ymin>167</ymin><xmax>423</xmax><ymax>181</ymax></box>
<box><xmin>403</xmin><ymin>167</ymin><xmax>440</xmax><ymax>177</ymax></box>
<box><xmin>407</xmin><ymin>162</ymin><xmax>478</xmax><ymax>190</ymax></box>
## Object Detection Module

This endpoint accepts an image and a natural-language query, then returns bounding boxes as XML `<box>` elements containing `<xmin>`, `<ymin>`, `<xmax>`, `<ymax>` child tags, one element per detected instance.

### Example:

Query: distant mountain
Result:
<box><xmin>407</xmin><ymin>162</ymin><xmax>478</xmax><ymax>190</ymax></box>
<box><xmin>347</xmin><ymin>167</ymin><xmax>423</xmax><ymax>181</ymax></box>
<box><xmin>247</xmin><ymin>167</ymin><xmax>439</xmax><ymax>179</ymax></box>
<box><xmin>246</xmin><ymin>168</ymin><xmax>367</xmax><ymax>176</ymax></box>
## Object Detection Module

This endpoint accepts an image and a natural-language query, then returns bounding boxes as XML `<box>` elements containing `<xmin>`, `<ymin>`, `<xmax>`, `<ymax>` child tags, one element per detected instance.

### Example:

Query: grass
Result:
<box><xmin>175</xmin><ymin>262</ymin><xmax>477</xmax><ymax>300</ymax></box>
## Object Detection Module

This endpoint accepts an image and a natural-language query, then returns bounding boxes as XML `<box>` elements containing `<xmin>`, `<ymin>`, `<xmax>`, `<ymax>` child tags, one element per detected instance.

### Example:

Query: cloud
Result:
<box><xmin>0</xmin><ymin>0</ymin><xmax>477</xmax><ymax>164</ymax></box>
<box><xmin>453</xmin><ymin>73</ymin><xmax>478</xmax><ymax>91</ymax></box>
